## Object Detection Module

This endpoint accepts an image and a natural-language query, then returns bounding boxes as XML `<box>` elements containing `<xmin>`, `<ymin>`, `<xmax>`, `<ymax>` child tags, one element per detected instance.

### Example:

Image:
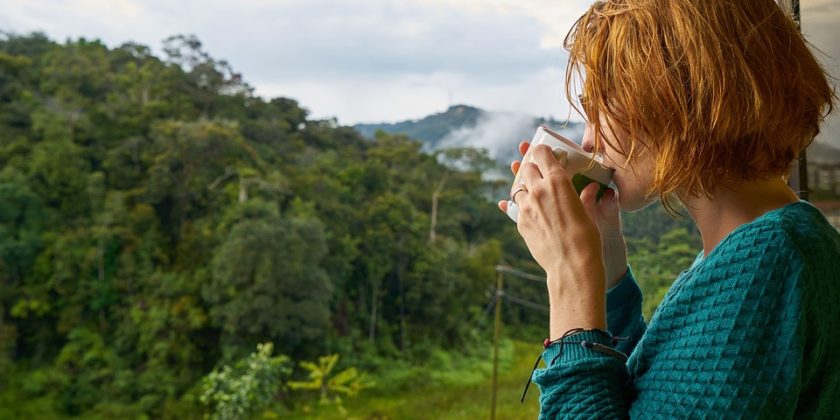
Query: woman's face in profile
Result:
<box><xmin>581</xmin><ymin>115</ymin><xmax>658</xmax><ymax>213</ymax></box>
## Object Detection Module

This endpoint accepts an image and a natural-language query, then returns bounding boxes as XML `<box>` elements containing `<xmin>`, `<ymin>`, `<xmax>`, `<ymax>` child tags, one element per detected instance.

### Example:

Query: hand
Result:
<box><xmin>498</xmin><ymin>140</ymin><xmax>629</xmax><ymax>290</ymax></box>
<box><xmin>499</xmin><ymin>141</ymin><xmax>610</xmax><ymax>336</ymax></box>
<box><xmin>498</xmin><ymin>142</ymin><xmax>604</xmax><ymax>285</ymax></box>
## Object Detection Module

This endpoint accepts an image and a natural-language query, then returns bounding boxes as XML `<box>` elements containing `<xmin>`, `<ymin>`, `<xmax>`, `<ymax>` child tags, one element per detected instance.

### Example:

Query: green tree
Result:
<box><xmin>203</xmin><ymin>199</ymin><xmax>333</xmax><ymax>357</ymax></box>
<box><xmin>201</xmin><ymin>342</ymin><xmax>292</xmax><ymax>420</ymax></box>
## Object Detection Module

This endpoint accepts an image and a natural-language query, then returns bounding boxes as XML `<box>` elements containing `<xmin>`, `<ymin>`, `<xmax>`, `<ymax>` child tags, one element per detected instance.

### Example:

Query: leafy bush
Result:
<box><xmin>288</xmin><ymin>353</ymin><xmax>373</xmax><ymax>416</ymax></box>
<box><xmin>200</xmin><ymin>343</ymin><xmax>291</xmax><ymax>420</ymax></box>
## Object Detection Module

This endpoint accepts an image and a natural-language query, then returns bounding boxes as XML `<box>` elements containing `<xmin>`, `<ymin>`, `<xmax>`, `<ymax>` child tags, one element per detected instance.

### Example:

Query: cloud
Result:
<box><xmin>437</xmin><ymin>111</ymin><xmax>535</xmax><ymax>160</ymax></box>
<box><xmin>192</xmin><ymin>0</ymin><xmax>566</xmax><ymax>83</ymax></box>
<box><xmin>1</xmin><ymin>0</ymin><xmax>164</xmax><ymax>43</ymax></box>
<box><xmin>437</xmin><ymin>110</ymin><xmax>585</xmax><ymax>164</ymax></box>
<box><xmin>5</xmin><ymin>0</ymin><xmax>834</xmax><ymax>148</ymax></box>
<box><xmin>260</xmin><ymin>65</ymin><xmax>573</xmax><ymax>125</ymax></box>
<box><xmin>418</xmin><ymin>0</ymin><xmax>593</xmax><ymax>49</ymax></box>
<box><xmin>0</xmin><ymin>0</ymin><xmax>566</xmax><ymax>82</ymax></box>
<box><xmin>0</xmin><ymin>0</ymin><xmax>584</xmax><ymax>124</ymax></box>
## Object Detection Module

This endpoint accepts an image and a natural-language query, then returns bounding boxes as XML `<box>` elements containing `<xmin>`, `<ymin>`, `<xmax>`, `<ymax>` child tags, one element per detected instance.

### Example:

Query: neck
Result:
<box><xmin>680</xmin><ymin>176</ymin><xmax>800</xmax><ymax>258</ymax></box>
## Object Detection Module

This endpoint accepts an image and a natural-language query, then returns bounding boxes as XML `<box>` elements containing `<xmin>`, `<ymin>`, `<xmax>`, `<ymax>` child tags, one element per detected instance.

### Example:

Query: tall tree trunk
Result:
<box><xmin>238</xmin><ymin>180</ymin><xmax>248</xmax><ymax>203</ymax></box>
<box><xmin>429</xmin><ymin>171</ymin><xmax>449</xmax><ymax>243</ymax></box>
<box><xmin>332</xmin><ymin>299</ymin><xmax>350</xmax><ymax>336</ymax></box>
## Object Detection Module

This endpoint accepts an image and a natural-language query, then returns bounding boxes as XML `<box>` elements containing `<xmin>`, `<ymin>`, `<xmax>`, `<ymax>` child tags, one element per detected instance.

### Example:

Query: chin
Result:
<box><xmin>617</xmin><ymin>188</ymin><xmax>658</xmax><ymax>213</ymax></box>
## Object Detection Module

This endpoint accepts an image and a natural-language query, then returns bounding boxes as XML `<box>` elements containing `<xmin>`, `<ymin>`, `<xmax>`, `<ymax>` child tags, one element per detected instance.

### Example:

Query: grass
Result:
<box><xmin>0</xmin><ymin>339</ymin><xmax>548</xmax><ymax>419</ymax></box>
<box><xmin>280</xmin><ymin>339</ymin><xmax>545</xmax><ymax>419</ymax></box>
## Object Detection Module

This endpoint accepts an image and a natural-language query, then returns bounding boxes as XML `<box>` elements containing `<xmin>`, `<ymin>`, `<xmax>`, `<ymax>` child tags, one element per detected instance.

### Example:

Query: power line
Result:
<box><xmin>473</xmin><ymin>293</ymin><xmax>497</xmax><ymax>331</ymax></box>
<box><xmin>503</xmin><ymin>294</ymin><xmax>549</xmax><ymax>312</ymax></box>
<box><xmin>490</xmin><ymin>264</ymin><xmax>549</xmax><ymax>418</ymax></box>
<box><xmin>494</xmin><ymin>265</ymin><xmax>545</xmax><ymax>283</ymax></box>
<box><xmin>481</xmin><ymin>292</ymin><xmax>497</xmax><ymax>318</ymax></box>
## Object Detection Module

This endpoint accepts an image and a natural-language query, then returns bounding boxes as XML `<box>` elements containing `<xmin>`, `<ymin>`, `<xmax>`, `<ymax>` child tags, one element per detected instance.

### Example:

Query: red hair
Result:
<box><xmin>565</xmin><ymin>0</ymin><xmax>836</xmax><ymax>215</ymax></box>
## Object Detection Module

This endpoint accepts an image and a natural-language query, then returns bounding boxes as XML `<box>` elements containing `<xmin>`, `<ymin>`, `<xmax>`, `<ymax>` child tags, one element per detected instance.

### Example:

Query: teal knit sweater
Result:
<box><xmin>531</xmin><ymin>199</ymin><xmax>840</xmax><ymax>418</ymax></box>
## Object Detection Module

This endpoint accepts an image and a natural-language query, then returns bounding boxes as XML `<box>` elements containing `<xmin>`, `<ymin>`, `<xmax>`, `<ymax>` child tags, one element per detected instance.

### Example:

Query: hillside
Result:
<box><xmin>354</xmin><ymin>104</ymin><xmax>586</xmax><ymax>164</ymax></box>
<box><xmin>354</xmin><ymin>104</ymin><xmax>484</xmax><ymax>147</ymax></box>
<box><xmin>0</xmin><ymin>32</ymin><xmax>703</xmax><ymax>419</ymax></box>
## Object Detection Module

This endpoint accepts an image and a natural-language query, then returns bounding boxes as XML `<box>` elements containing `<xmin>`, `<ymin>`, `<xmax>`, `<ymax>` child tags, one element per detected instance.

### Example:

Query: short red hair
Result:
<box><xmin>565</xmin><ymin>0</ymin><xmax>836</xmax><ymax>215</ymax></box>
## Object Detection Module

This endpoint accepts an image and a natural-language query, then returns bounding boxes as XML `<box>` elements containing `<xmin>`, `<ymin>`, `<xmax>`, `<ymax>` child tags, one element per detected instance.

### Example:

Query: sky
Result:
<box><xmin>0</xmin><ymin>0</ymin><xmax>594</xmax><ymax>125</ymax></box>
<box><xmin>1</xmin><ymin>0</ymin><xmax>838</xmax><ymax>149</ymax></box>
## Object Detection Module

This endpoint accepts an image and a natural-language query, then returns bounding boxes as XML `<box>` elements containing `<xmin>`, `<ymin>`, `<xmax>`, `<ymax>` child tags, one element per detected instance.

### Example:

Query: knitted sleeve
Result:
<box><xmin>605</xmin><ymin>265</ymin><xmax>646</xmax><ymax>357</ymax></box>
<box><xmin>531</xmin><ymin>229</ymin><xmax>805</xmax><ymax>419</ymax></box>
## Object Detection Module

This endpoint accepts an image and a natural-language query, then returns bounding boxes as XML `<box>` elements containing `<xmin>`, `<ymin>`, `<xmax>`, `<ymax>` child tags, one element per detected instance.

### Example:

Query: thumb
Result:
<box><xmin>579</xmin><ymin>181</ymin><xmax>600</xmax><ymax>222</ymax></box>
<box><xmin>596</xmin><ymin>187</ymin><xmax>623</xmax><ymax>235</ymax></box>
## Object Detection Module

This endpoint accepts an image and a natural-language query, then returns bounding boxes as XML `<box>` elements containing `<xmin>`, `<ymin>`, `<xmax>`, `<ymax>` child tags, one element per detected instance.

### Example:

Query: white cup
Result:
<box><xmin>507</xmin><ymin>125</ymin><xmax>615</xmax><ymax>223</ymax></box>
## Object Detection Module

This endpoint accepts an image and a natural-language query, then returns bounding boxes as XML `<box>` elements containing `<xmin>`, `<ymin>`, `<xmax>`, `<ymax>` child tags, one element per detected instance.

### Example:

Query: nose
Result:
<box><xmin>581</xmin><ymin>123</ymin><xmax>595</xmax><ymax>154</ymax></box>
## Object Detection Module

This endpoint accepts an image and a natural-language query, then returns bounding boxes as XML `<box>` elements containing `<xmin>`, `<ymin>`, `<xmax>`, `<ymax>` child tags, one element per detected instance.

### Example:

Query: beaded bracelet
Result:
<box><xmin>519</xmin><ymin>327</ymin><xmax>629</xmax><ymax>403</ymax></box>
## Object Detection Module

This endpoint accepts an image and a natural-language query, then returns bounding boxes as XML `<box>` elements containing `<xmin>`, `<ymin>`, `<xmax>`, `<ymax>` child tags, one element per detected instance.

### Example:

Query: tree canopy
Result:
<box><xmin>0</xmin><ymin>31</ymin><xmax>700</xmax><ymax>417</ymax></box>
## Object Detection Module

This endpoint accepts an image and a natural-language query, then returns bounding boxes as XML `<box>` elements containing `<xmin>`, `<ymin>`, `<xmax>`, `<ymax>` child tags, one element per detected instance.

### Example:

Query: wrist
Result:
<box><xmin>546</xmin><ymin>269</ymin><xmax>607</xmax><ymax>338</ymax></box>
<box><xmin>546</xmin><ymin>264</ymin><xmax>606</xmax><ymax>298</ymax></box>
<box><xmin>606</xmin><ymin>264</ymin><xmax>629</xmax><ymax>289</ymax></box>
<box><xmin>548</xmin><ymin>295</ymin><xmax>607</xmax><ymax>339</ymax></box>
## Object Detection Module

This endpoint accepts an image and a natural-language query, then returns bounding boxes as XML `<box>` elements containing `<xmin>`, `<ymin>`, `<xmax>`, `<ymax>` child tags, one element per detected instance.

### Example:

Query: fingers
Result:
<box><xmin>595</xmin><ymin>187</ymin><xmax>623</xmax><ymax>233</ymax></box>
<box><xmin>503</xmin><ymin>140</ymin><xmax>533</xmax><ymax>213</ymax></box>
<box><xmin>532</xmin><ymin>145</ymin><xmax>567</xmax><ymax>178</ymax></box>
<box><xmin>519</xmin><ymin>160</ymin><xmax>542</xmax><ymax>186</ymax></box>
<box><xmin>509</xmin><ymin>141</ymin><xmax>530</xmax><ymax>175</ymax></box>
<box><xmin>519</xmin><ymin>140</ymin><xmax>530</xmax><ymax>156</ymax></box>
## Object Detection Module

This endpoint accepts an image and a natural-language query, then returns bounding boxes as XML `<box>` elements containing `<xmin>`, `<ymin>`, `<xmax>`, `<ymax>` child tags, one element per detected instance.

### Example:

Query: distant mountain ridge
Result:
<box><xmin>353</xmin><ymin>104</ymin><xmax>585</xmax><ymax>165</ymax></box>
<box><xmin>354</xmin><ymin>105</ymin><xmax>485</xmax><ymax>148</ymax></box>
<box><xmin>353</xmin><ymin>105</ymin><xmax>840</xmax><ymax>166</ymax></box>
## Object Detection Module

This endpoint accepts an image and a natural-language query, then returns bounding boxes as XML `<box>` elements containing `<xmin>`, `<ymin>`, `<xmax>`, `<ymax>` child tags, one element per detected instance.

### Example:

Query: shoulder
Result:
<box><xmin>775</xmin><ymin>201</ymin><xmax>840</xmax><ymax>272</ymax></box>
<box><xmin>697</xmin><ymin>219</ymin><xmax>802</xmax><ymax>285</ymax></box>
<box><xmin>675</xmin><ymin>211</ymin><xmax>805</xmax><ymax>316</ymax></box>
<box><xmin>698</xmin><ymin>201</ymin><xmax>839</xmax><ymax>281</ymax></box>
<box><xmin>659</xmin><ymin>201</ymin><xmax>839</xmax><ymax>321</ymax></box>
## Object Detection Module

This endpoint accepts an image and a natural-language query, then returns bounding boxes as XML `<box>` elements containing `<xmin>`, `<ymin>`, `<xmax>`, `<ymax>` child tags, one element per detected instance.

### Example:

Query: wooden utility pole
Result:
<box><xmin>792</xmin><ymin>0</ymin><xmax>809</xmax><ymax>200</ymax></box>
<box><xmin>780</xmin><ymin>0</ymin><xmax>809</xmax><ymax>199</ymax></box>
<box><xmin>490</xmin><ymin>269</ymin><xmax>504</xmax><ymax>420</ymax></box>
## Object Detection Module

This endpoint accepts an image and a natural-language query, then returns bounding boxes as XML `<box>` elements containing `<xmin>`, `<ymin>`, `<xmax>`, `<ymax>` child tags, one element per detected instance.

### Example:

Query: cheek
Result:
<box><xmin>612</xmin><ymin>168</ymin><xmax>646</xmax><ymax>211</ymax></box>
<box><xmin>611</xmin><ymin>170</ymin><xmax>629</xmax><ymax>205</ymax></box>
<box><xmin>612</xmin><ymin>167</ymin><xmax>634</xmax><ymax>193</ymax></box>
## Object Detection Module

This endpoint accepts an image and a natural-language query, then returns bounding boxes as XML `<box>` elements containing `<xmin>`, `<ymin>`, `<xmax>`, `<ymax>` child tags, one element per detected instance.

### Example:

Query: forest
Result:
<box><xmin>0</xmin><ymin>32</ymin><xmax>701</xmax><ymax>418</ymax></box>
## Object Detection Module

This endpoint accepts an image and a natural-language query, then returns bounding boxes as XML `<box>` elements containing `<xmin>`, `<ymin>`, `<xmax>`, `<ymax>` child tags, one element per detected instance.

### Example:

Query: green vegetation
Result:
<box><xmin>0</xmin><ymin>31</ymin><xmax>701</xmax><ymax>418</ymax></box>
<box><xmin>279</xmin><ymin>339</ymin><xmax>543</xmax><ymax>420</ymax></box>
<box><xmin>200</xmin><ymin>343</ymin><xmax>292</xmax><ymax>420</ymax></box>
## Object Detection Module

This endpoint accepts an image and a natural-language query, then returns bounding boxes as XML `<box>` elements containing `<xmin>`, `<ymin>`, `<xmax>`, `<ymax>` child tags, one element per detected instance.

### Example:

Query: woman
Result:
<box><xmin>497</xmin><ymin>0</ymin><xmax>839</xmax><ymax>418</ymax></box>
